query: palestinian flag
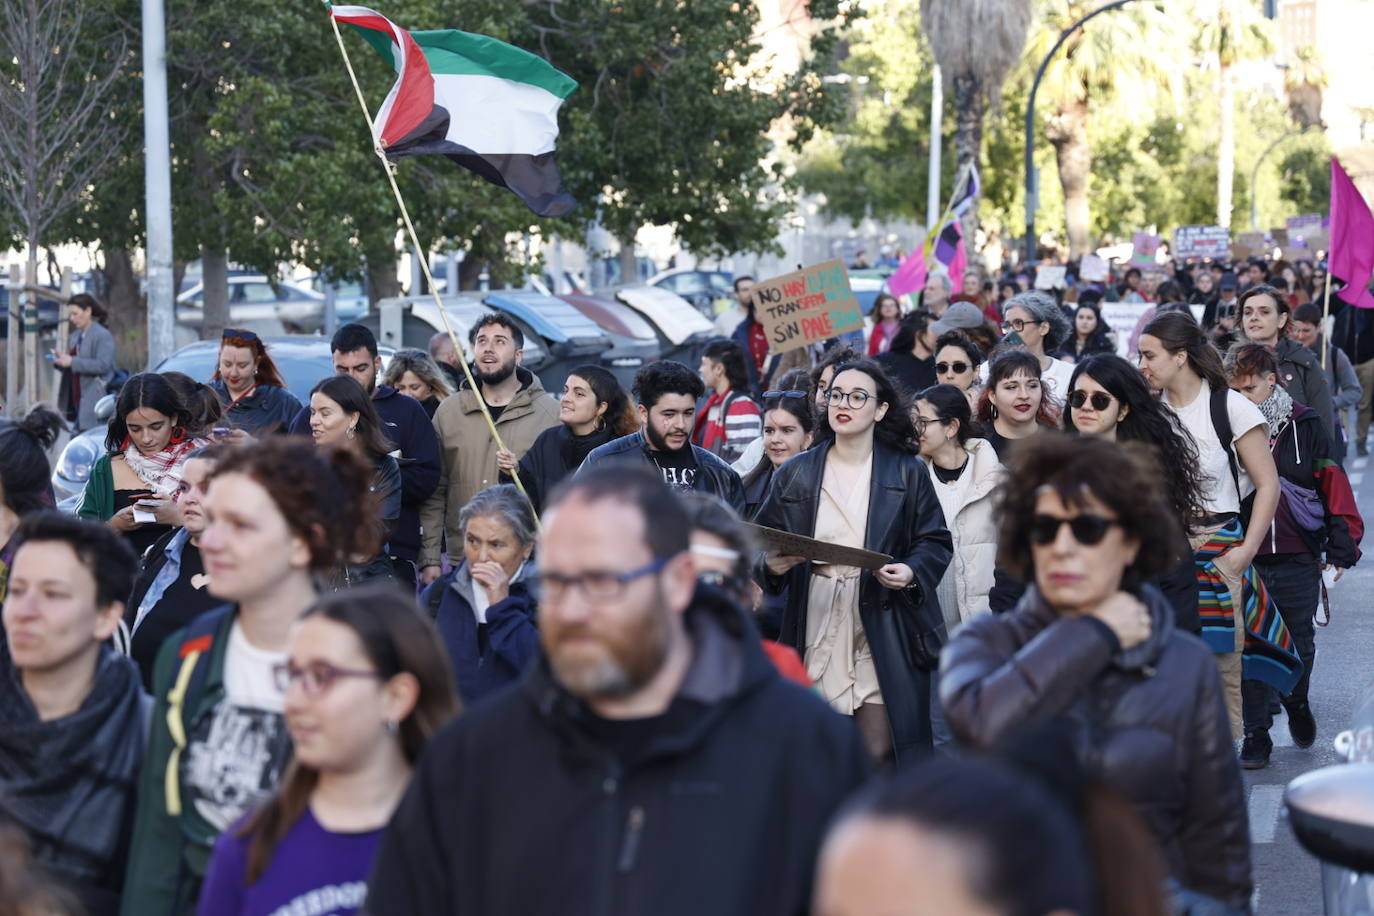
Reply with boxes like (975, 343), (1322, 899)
(329, 5), (578, 218)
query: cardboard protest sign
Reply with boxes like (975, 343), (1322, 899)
(1098, 301), (1153, 358)
(748, 524), (892, 569)
(1232, 232), (1266, 260)
(1173, 225), (1230, 260)
(1079, 254), (1109, 282)
(1035, 265), (1067, 290)
(1130, 232), (1161, 267)
(1270, 228), (1289, 247)
(1286, 213), (1323, 239)
(753, 260), (863, 354)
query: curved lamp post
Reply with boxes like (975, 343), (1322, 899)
(1023, 0), (1146, 266)
(1249, 125), (1316, 231)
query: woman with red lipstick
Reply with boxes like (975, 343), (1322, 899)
(756, 358), (953, 764)
(121, 439), (381, 916)
(974, 350), (1060, 461)
(209, 329), (303, 436)
(941, 434), (1253, 911)
(198, 587), (458, 916)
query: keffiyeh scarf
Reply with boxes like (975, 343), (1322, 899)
(1257, 385), (1293, 441)
(123, 436), (205, 498)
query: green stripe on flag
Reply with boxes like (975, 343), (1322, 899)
(346, 23), (397, 69)
(412, 30), (576, 99)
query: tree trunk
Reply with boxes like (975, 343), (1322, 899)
(951, 73), (984, 274)
(618, 231), (639, 286)
(1217, 60), (1236, 230)
(23, 244), (38, 410)
(366, 255), (402, 303)
(1047, 98), (1092, 260)
(200, 247), (230, 340)
(101, 246), (146, 370)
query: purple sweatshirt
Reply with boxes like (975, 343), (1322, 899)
(197, 807), (382, 916)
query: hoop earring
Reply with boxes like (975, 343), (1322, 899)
(170, 426), (187, 444)
(346, 427), (357, 440)
(990, 404), (998, 419)
(383, 719), (398, 735)
(595, 415), (606, 432)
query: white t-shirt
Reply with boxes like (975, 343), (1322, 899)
(1163, 380), (1265, 515)
(224, 620), (288, 711)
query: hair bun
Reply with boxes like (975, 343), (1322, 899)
(17, 405), (64, 450)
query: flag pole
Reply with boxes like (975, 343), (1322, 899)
(1321, 264), (1333, 369)
(327, 11), (539, 517)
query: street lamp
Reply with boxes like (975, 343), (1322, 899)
(1249, 125), (1316, 231)
(1023, 0), (1147, 267)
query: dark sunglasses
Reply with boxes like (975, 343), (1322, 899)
(1029, 513), (1119, 546)
(936, 361), (971, 375)
(1067, 390), (1113, 411)
(762, 389), (809, 400)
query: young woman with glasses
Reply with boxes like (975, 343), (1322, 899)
(197, 587), (459, 916)
(1062, 353), (1208, 631)
(941, 433), (1253, 912)
(932, 331), (982, 409)
(121, 439), (382, 915)
(755, 358), (953, 764)
(974, 350), (1060, 461)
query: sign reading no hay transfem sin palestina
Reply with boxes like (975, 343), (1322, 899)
(753, 259), (864, 355)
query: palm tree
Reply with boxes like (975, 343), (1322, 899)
(1285, 45), (1326, 128)
(919, 0), (1035, 237)
(1020, 0), (1177, 258)
(1195, 0), (1273, 229)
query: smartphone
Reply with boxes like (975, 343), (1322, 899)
(211, 427), (232, 440)
(44, 353), (57, 361)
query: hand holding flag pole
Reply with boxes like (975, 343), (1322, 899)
(325, 7), (540, 517)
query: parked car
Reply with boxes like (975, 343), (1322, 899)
(557, 293), (661, 387)
(51, 336), (395, 511)
(305, 276), (370, 322)
(176, 275), (326, 333)
(648, 268), (734, 317)
(606, 285), (715, 370)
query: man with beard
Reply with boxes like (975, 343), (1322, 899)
(581, 360), (746, 512)
(420, 313), (559, 585)
(288, 323), (440, 588)
(364, 468), (870, 916)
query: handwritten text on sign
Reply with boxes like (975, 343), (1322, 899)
(754, 259), (863, 354)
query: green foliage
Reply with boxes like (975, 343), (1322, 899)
(1278, 143), (1332, 216)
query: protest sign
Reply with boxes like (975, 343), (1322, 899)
(1173, 225), (1230, 260)
(1130, 232), (1161, 267)
(753, 259), (863, 354)
(1270, 228), (1289, 247)
(1079, 254), (1109, 282)
(1286, 213), (1324, 240)
(1232, 232), (1266, 260)
(1099, 301), (1153, 358)
(1035, 265), (1067, 290)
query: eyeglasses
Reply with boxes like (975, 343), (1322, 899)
(762, 389), (809, 400)
(1001, 318), (1030, 332)
(1068, 390), (1114, 411)
(935, 361), (971, 375)
(823, 388), (873, 408)
(273, 661), (384, 695)
(538, 556), (670, 603)
(1028, 513), (1120, 546)
(914, 415), (945, 435)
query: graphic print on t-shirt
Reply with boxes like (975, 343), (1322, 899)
(650, 446), (698, 493)
(183, 703), (291, 831)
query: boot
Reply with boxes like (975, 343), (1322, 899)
(1283, 699), (1317, 749)
(1240, 730), (1272, 769)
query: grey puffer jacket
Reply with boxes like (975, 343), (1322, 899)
(940, 584), (1252, 909)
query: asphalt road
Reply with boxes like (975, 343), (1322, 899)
(1246, 448), (1374, 915)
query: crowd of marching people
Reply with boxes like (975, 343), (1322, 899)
(0, 249), (1365, 916)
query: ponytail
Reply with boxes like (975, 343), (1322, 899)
(1141, 311), (1226, 389)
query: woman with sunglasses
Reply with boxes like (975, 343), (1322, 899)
(941, 433), (1252, 911)
(756, 359), (953, 764)
(994, 291), (1074, 401)
(740, 372), (816, 519)
(932, 331), (982, 409)
(198, 587), (459, 916)
(974, 350), (1060, 461)
(1063, 353), (1207, 631)
(121, 439), (381, 916)
(1138, 311), (1288, 739)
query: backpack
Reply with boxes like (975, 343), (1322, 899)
(1209, 385), (1240, 497)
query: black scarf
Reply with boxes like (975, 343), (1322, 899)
(0, 643), (147, 897)
(558, 424), (618, 471)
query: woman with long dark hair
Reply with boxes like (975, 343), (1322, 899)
(0, 405), (63, 601)
(52, 294), (117, 432)
(162, 371), (224, 439)
(309, 375), (400, 586)
(1137, 311), (1291, 739)
(77, 373), (208, 555)
(875, 310), (938, 397)
(1063, 353), (1208, 630)
(1057, 300), (1116, 362)
(740, 376), (816, 519)
(756, 358), (952, 764)
(209, 329), (302, 435)
(198, 587), (459, 915)
(974, 350), (1060, 461)
(121, 439), (382, 915)
(496, 364), (637, 514)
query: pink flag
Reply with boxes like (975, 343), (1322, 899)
(1329, 156), (1374, 309)
(887, 246), (928, 298)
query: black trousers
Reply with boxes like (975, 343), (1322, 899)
(1241, 553), (1319, 735)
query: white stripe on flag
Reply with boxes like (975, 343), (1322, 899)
(435, 73), (564, 156)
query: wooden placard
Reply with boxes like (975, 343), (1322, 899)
(748, 523), (892, 569)
(753, 259), (864, 354)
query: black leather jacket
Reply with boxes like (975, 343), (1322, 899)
(753, 441), (953, 759)
(580, 431), (746, 513)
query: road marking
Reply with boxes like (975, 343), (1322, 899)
(1249, 785), (1285, 844)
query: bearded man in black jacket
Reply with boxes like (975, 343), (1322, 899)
(365, 468), (871, 916)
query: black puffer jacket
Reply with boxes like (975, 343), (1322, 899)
(580, 431), (746, 514)
(940, 584), (1251, 909)
(503, 423), (618, 514)
(754, 441), (953, 760)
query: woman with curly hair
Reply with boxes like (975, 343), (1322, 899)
(756, 358), (953, 764)
(975, 350), (1060, 461)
